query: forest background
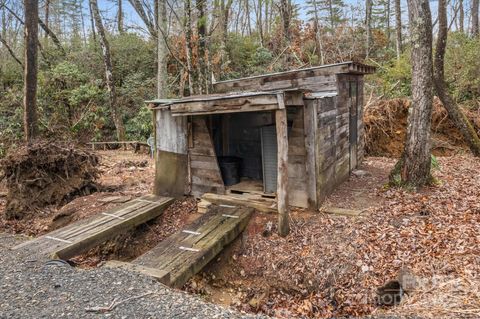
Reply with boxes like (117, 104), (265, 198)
(0, 0), (479, 156)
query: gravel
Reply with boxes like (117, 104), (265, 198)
(0, 233), (418, 319)
(0, 233), (263, 319)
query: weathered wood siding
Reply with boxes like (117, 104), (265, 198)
(212, 62), (374, 94)
(189, 117), (226, 197)
(314, 95), (350, 204)
(336, 74), (365, 166)
(315, 96), (336, 204)
(213, 72), (338, 94)
(356, 78), (365, 162)
(287, 107), (308, 208)
(313, 74), (365, 205)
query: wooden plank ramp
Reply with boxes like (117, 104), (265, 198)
(13, 195), (174, 259)
(201, 192), (277, 214)
(130, 204), (254, 288)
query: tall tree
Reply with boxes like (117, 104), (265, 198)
(458, 0), (464, 33)
(0, 34), (23, 66)
(393, 0), (434, 187)
(88, 0), (96, 41)
(473, 0), (479, 35)
(128, 0), (157, 38)
(279, 0), (292, 42)
(196, 0), (209, 94)
(44, 0), (50, 40)
(157, 0), (167, 97)
(365, 0), (372, 58)
(434, 0), (480, 156)
(307, 0), (325, 64)
(395, 0), (402, 59)
(23, 0), (39, 142)
(89, 0), (126, 141)
(184, 0), (194, 95)
(117, 0), (124, 33)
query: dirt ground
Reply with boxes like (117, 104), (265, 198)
(0, 150), (156, 236)
(1, 150), (479, 318)
(185, 156), (480, 319)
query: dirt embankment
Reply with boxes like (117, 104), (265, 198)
(364, 98), (480, 157)
(0, 142), (99, 220)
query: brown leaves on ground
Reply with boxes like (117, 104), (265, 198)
(206, 155), (480, 319)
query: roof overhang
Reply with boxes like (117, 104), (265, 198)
(147, 90), (304, 116)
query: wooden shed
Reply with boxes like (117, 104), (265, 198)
(148, 62), (375, 216)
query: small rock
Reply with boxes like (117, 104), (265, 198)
(352, 169), (371, 178)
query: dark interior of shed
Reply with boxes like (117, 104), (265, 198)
(208, 111), (277, 194)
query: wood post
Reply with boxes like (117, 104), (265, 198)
(276, 94), (289, 237)
(303, 100), (317, 210)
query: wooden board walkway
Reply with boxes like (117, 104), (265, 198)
(130, 205), (254, 288)
(200, 192), (277, 214)
(13, 195), (173, 259)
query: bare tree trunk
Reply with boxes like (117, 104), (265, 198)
(365, 0), (372, 58)
(90, 0), (125, 141)
(157, 0), (168, 97)
(245, 0), (252, 36)
(38, 18), (65, 54)
(89, 0), (96, 42)
(44, 0), (50, 40)
(128, 0), (157, 37)
(217, 0), (233, 78)
(80, 1), (88, 45)
(0, 34), (23, 66)
(393, 0), (434, 187)
(257, 0), (264, 45)
(434, 0), (480, 156)
(118, 0), (124, 33)
(328, 0), (334, 29)
(264, 0), (269, 40)
(386, 0), (391, 47)
(3, 4), (64, 53)
(473, 0), (479, 35)
(459, 0), (464, 33)
(184, 0), (194, 95)
(279, 0), (291, 42)
(196, 0), (208, 94)
(395, 0), (402, 59)
(312, 0), (325, 64)
(23, 0), (39, 142)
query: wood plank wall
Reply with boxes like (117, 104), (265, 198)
(213, 72), (338, 94)
(189, 117), (226, 197)
(287, 107), (308, 208)
(356, 77), (365, 162)
(314, 74), (365, 205)
(315, 96), (340, 204)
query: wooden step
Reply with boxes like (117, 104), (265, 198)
(13, 195), (174, 259)
(322, 206), (365, 217)
(202, 192), (277, 213)
(132, 204), (254, 288)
